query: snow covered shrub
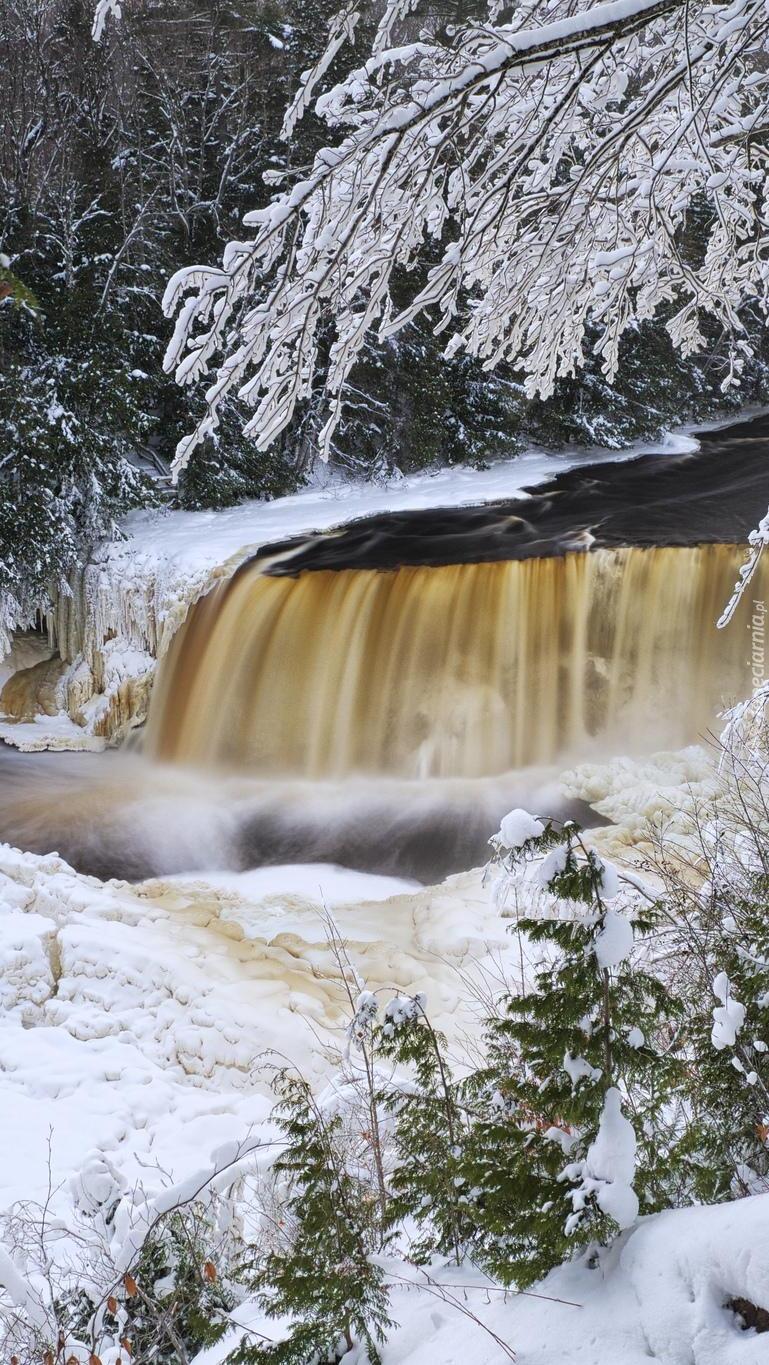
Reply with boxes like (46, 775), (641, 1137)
(233, 1068), (393, 1365)
(102, 1206), (235, 1363)
(460, 817), (685, 1286)
(0, 1184), (234, 1365)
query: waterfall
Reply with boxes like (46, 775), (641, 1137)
(146, 545), (766, 778)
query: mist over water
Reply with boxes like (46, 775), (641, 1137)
(0, 747), (598, 883)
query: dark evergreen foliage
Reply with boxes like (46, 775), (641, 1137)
(233, 1069), (393, 1364)
(375, 994), (474, 1267)
(681, 870), (769, 1202)
(367, 821), (687, 1290)
(113, 1209), (233, 1363)
(462, 882), (684, 1285)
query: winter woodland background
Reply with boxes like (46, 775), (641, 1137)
(4, 0), (769, 630)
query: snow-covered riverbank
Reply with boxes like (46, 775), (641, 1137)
(0, 842), (491, 1210)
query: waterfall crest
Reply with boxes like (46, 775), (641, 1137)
(146, 545), (766, 778)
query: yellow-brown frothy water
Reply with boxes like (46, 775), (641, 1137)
(146, 545), (766, 778)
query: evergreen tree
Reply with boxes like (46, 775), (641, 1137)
(460, 817), (684, 1287)
(683, 869), (769, 1201)
(375, 994), (474, 1267)
(234, 1068), (393, 1365)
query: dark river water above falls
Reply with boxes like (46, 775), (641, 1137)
(253, 410), (769, 575)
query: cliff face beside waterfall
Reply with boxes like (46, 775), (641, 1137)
(0, 505), (264, 749)
(0, 562), (205, 751)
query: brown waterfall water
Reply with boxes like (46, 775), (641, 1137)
(146, 544), (767, 779)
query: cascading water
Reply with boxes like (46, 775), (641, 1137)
(146, 544), (766, 778)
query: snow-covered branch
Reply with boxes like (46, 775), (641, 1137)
(92, 0), (121, 42)
(158, 0), (769, 479)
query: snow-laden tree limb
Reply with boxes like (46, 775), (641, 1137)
(161, 0), (769, 486)
(718, 508), (769, 626)
(92, 0), (121, 42)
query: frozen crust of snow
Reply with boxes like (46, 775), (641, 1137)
(0, 841), (501, 1212)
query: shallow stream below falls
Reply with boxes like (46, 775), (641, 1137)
(3, 410), (769, 884)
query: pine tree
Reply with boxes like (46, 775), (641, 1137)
(461, 817), (684, 1287)
(234, 1068), (393, 1365)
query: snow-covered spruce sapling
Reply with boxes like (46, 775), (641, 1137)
(232, 1068), (393, 1365)
(685, 871), (769, 1200)
(463, 814), (683, 1286)
(375, 994), (473, 1267)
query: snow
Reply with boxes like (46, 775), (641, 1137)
(167, 863), (419, 906)
(597, 857), (621, 900)
(561, 745), (716, 847)
(564, 1051), (602, 1086)
(497, 807), (545, 849)
(711, 972), (746, 1051)
(578, 1088), (639, 1230)
(534, 842), (570, 888)
(594, 909), (634, 969)
(0, 713), (106, 751)
(0, 842), (501, 1211)
(195, 1193), (769, 1365)
(0, 1246), (48, 1332)
(166, 864), (421, 939)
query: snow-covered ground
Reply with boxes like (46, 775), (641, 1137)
(0, 842), (497, 1211)
(197, 1195), (769, 1365)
